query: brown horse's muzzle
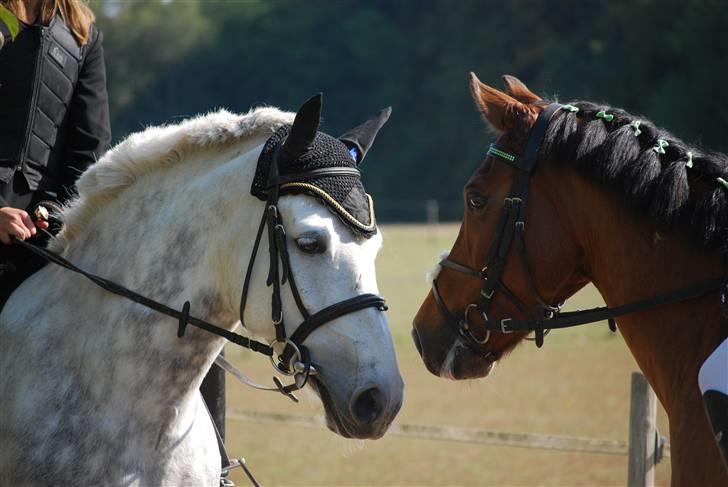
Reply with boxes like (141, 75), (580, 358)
(412, 293), (498, 380)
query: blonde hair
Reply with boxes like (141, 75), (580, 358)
(3, 0), (95, 44)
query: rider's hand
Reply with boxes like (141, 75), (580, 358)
(0, 206), (42, 245)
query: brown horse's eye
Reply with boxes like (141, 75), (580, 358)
(466, 193), (487, 211)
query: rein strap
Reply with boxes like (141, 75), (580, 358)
(13, 236), (274, 356)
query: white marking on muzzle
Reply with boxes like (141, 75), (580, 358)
(438, 342), (462, 381)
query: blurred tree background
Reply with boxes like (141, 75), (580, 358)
(90, 0), (728, 221)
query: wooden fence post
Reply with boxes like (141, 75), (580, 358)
(628, 371), (658, 487)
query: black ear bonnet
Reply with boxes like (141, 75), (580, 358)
(251, 101), (390, 239)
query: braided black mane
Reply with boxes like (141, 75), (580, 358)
(541, 101), (728, 259)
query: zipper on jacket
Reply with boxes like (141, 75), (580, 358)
(19, 23), (47, 171)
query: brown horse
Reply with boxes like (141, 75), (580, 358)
(412, 73), (728, 485)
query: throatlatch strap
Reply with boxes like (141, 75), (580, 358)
(240, 210), (269, 326)
(520, 103), (563, 172)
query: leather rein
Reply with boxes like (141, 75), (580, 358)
(431, 102), (727, 352)
(13, 146), (387, 403)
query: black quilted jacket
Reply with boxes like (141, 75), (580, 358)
(0, 14), (111, 209)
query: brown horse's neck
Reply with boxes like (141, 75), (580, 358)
(547, 164), (727, 484)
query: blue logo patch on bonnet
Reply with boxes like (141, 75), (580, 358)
(252, 126), (376, 238)
(349, 146), (359, 162)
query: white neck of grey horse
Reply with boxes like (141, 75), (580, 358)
(0, 110), (400, 486)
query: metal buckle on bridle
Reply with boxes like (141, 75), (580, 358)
(461, 303), (491, 344)
(544, 304), (562, 320)
(500, 318), (513, 334)
(272, 310), (283, 325)
(504, 196), (523, 212)
(481, 288), (495, 300)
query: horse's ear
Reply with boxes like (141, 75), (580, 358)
(338, 107), (392, 165)
(469, 72), (529, 133)
(282, 93), (322, 160)
(502, 75), (541, 104)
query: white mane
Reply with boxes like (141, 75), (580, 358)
(54, 107), (294, 250)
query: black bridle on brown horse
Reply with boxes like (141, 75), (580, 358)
(431, 103), (727, 351)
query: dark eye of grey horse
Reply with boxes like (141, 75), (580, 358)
(466, 192), (488, 211)
(296, 235), (325, 254)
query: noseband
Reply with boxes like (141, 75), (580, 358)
(238, 145), (388, 399)
(431, 103), (726, 352)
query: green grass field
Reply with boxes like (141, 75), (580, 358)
(225, 224), (671, 486)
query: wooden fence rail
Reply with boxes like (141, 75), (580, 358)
(228, 409), (634, 455)
(228, 371), (669, 485)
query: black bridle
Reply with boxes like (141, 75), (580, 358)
(239, 144), (387, 398)
(431, 103), (727, 351)
(13, 146), (387, 403)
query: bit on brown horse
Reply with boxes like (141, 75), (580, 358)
(412, 73), (728, 485)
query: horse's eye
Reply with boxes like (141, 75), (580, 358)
(466, 193), (487, 211)
(296, 236), (324, 254)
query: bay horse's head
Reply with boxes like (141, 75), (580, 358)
(412, 74), (589, 379)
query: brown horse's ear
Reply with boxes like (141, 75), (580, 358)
(469, 72), (529, 133)
(502, 75), (541, 104)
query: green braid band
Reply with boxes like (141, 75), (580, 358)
(686, 152), (694, 168)
(718, 177), (728, 191)
(596, 110), (614, 122)
(630, 120), (642, 137)
(653, 139), (669, 155)
(562, 104), (579, 113)
(487, 144), (516, 162)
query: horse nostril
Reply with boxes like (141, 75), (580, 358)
(412, 328), (423, 357)
(351, 387), (384, 425)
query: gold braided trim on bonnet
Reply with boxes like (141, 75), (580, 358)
(280, 182), (376, 232)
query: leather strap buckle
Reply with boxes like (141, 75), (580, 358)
(272, 309), (283, 325)
(481, 288), (495, 300)
(500, 318), (513, 334)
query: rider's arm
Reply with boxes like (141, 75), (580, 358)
(57, 26), (111, 204)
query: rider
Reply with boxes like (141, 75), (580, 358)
(700, 337), (728, 468)
(0, 3), (229, 476)
(0, 0), (111, 305)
